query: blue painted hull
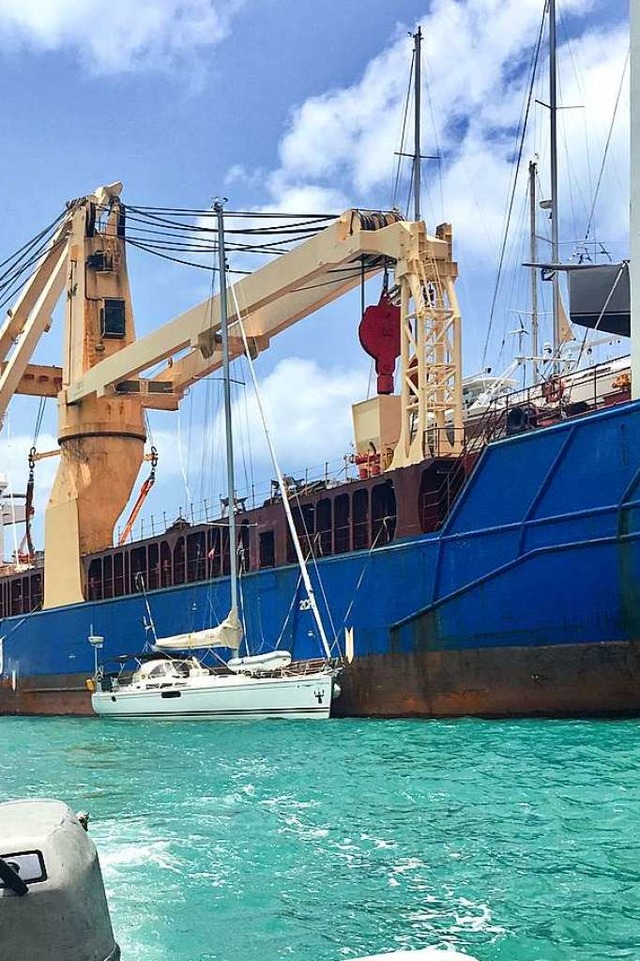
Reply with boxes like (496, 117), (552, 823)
(2, 399), (640, 716)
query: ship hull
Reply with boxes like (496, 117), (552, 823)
(1, 639), (639, 718)
(2, 399), (640, 718)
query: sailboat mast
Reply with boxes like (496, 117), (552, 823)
(549, 0), (561, 364)
(214, 200), (239, 615)
(529, 159), (539, 384)
(413, 26), (422, 222)
(228, 285), (335, 664)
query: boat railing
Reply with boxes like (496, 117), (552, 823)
(116, 454), (360, 545)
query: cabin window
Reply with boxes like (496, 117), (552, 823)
(259, 530), (275, 568)
(174, 537), (186, 585)
(316, 498), (332, 556)
(101, 298), (126, 339)
(103, 555), (113, 598)
(334, 494), (351, 554)
(187, 532), (206, 582)
(114, 552), (125, 597)
(372, 481), (396, 545)
(352, 489), (370, 550)
(148, 544), (159, 590)
(160, 541), (172, 587)
(88, 559), (103, 601)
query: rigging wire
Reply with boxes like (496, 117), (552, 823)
(481, 0), (547, 368)
(423, 50), (445, 221)
(581, 44), (630, 249)
(391, 48), (415, 209)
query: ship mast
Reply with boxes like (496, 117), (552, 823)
(549, 0), (561, 367)
(413, 26), (422, 222)
(214, 199), (239, 620)
(631, 0), (640, 398)
(529, 159), (540, 384)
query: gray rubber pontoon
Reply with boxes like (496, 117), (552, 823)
(0, 799), (119, 961)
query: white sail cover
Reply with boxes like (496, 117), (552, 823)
(155, 610), (243, 651)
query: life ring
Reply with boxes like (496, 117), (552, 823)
(542, 377), (564, 404)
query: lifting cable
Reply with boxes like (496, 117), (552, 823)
(23, 396), (48, 562)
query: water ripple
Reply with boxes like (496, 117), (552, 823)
(1, 716), (639, 961)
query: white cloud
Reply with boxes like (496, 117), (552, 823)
(236, 356), (368, 469)
(118, 357), (369, 537)
(245, 0), (627, 274)
(0, 0), (241, 73)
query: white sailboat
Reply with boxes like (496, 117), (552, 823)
(90, 201), (341, 720)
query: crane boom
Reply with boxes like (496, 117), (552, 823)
(1, 186), (463, 608)
(64, 210), (452, 405)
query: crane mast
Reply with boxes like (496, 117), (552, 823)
(0, 185), (464, 608)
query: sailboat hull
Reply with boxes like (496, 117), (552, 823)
(91, 671), (335, 720)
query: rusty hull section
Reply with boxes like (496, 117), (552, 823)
(336, 641), (640, 717)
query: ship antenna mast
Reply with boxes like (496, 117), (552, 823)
(413, 25), (422, 222)
(549, 0), (561, 366)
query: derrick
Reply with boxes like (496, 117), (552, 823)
(0, 187), (464, 608)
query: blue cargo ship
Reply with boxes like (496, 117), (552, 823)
(0, 381), (638, 716)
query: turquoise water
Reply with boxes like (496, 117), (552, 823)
(1, 717), (639, 961)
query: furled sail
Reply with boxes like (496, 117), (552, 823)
(154, 609), (243, 651)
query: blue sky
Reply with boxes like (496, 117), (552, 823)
(0, 0), (631, 545)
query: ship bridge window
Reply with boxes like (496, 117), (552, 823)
(334, 494), (350, 554)
(259, 529), (275, 568)
(372, 481), (396, 545)
(353, 488), (370, 550)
